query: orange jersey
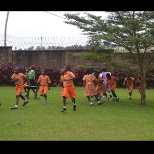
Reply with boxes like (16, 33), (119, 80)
(136, 78), (146, 94)
(95, 77), (106, 94)
(96, 76), (104, 86)
(38, 75), (51, 85)
(83, 74), (96, 85)
(136, 78), (142, 85)
(82, 74), (97, 96)
(124, 77), (134, 92)
(106, 76), (118, 91)
(124, 77), (134, 85)
(63, 71), (75, 87)
(11, 73), (27, 85)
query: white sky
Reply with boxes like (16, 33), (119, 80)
(0, 11), (108, 38)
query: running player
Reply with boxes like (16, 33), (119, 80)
(123, 74), (134, 100)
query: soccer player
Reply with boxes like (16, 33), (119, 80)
(27, 66), (39, 99)
(123, 74), (134, 100)
(82, 68), (103, 106)
(61, 65), (77, 112)
(37, 69), (51, 104)
(136, 76), (146, 95)
(106, 73), (119, 102)
(95, 71), (108, 101)
(99, 68), (112, 98)
(11, 67), (29, 109)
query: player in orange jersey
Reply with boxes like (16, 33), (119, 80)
(37, 69), (51, 104)
(11, 67), (29, 109)
(106, 73), (119, 102)
(82, 69), (103, 106)
(123, 74), (134, 100)
(61, 65), (77, 112)
(95, 71), (108, 101)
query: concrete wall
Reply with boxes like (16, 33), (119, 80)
(0, 46), (106, 68)
(0, 46), (13, 62)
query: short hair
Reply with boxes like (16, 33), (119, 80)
(106, 73), (111, 78)
(126, 74), (130, 78)
(86, 68), (91, 74)
(102, 68), (106, 72)
(65, 65), (70, 71)
(31, 66), (35, 70)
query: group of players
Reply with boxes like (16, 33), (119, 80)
(8, 65), (142, 112)
(10, 66), (51, 109)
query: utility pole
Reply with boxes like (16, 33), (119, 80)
(41, 36), (42, 48)
(4, 11), (9, 46)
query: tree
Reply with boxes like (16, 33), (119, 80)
(64, 11), (154, 105)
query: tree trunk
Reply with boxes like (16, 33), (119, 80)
(140, 66), (146, 105)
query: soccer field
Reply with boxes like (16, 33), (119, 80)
(0, 86), (154, 141)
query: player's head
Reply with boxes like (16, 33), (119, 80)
(95, 71), (100, 77)
(86, 68), (91, 74)
(106, 73), (111, 79)
(14, 67), (20, 74)
(102, 68), (106, 72)
(31, 66), (35, 70)
(41, 69), (46, 75)
(126, 74), (130, 79)
(64, 65), (70, 72)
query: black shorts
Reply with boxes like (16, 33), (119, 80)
(29, 79), (37, 86)
(27, 79), (38, 89)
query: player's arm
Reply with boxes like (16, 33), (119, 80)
(11, 74), (18, 82)
(83, 80), (86, 87)
(123, 78), (126, 86)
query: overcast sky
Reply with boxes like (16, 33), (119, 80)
(0, 11), (108, 38)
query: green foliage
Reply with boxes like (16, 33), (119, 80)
(64, 11), (154, 69)
(147, 65), (154, 73)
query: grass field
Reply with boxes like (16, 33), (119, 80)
(0, 86), (154, 141)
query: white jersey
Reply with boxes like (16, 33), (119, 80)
(99, 72), (111, 80)
(99, 71), (111, 91)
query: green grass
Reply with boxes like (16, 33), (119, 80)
(0, 86), (154, 141)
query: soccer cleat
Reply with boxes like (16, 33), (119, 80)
(11, 106), (18, 109)
(44, 101), (47, 104)
(22, 100), (28, 106)
(73, 105), (76, 111)
(61, 108), (67, 112)
(129, 97), (132, 100)
(116, 97), (119, 102)
(89, 104), (93, 106)
(98, 102), (104, 105)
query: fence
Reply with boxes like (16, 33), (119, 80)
(0, 34), (89, 50)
